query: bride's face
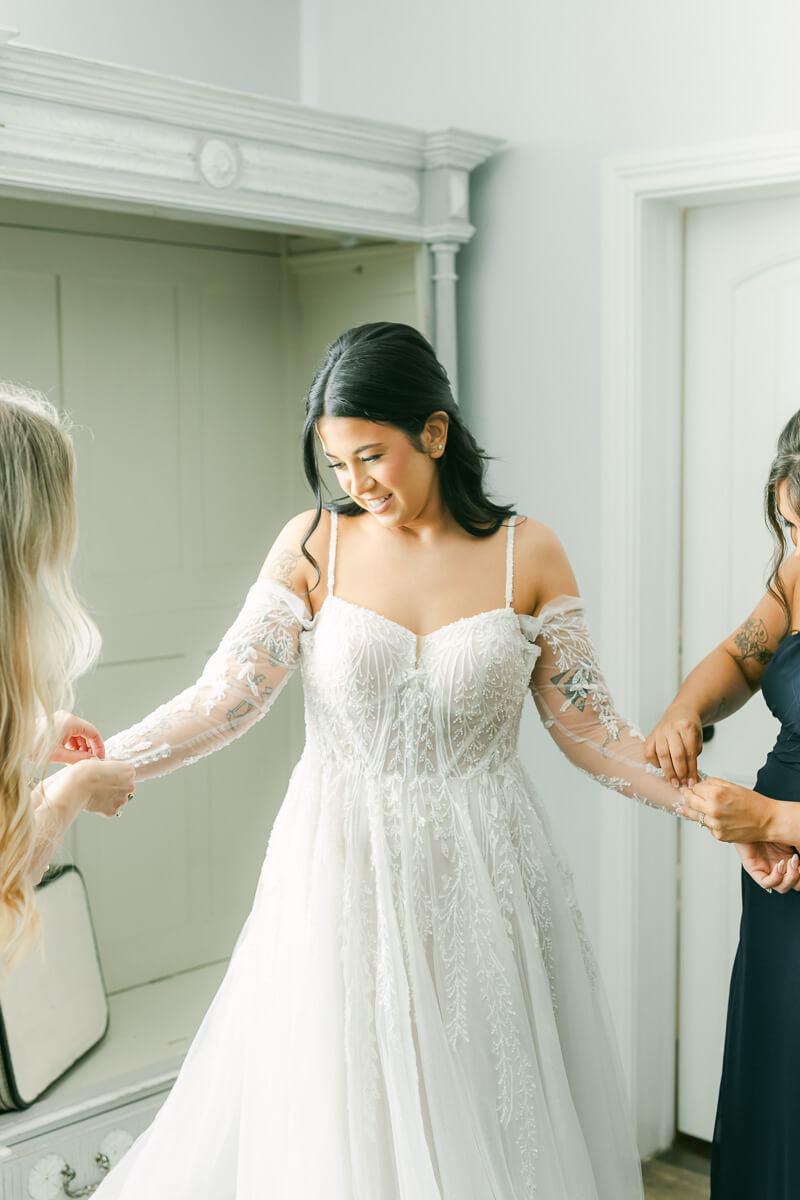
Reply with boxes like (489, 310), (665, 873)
(316, 415), (447, 526)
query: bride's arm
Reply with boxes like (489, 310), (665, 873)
(521, 526), (685, 815)
(105, 513), (319, 782)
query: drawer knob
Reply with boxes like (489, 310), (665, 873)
(60, 1154), (110, 1197)
(28, 1128), (135, 1200)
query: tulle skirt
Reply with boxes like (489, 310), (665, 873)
(94, 752), (643, 1199)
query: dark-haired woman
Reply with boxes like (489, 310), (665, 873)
(646, 410), (800, 1200)
(95, 323), (685, 1200)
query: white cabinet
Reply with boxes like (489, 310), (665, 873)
(4, 1094), (160, 1200)
(0, 37), (499, 1189)
(0, 965), (225, 1197)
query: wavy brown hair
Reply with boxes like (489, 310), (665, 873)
(0, 385), (100, 969)
(765, 409), (800, 632)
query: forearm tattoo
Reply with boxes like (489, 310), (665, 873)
(732, 617), (773, 666)
(225, 674), (274, 732)
(706, 696), (729, 723)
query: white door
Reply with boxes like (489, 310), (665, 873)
(0, 205), (301, 992)
(679, 195), (800, 1138)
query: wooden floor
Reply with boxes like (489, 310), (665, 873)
(643, 1160), (709, 1198)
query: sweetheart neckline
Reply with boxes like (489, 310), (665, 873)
(321, 593), (523, 643)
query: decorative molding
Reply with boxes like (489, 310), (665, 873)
(0, 44), (502, 244)
(423, 127), (504, 171)
(0, 27), (18, 50)
(604, 131), (800, 201)
(197, 137), (240, 190)
(601, 131), (800, 1157)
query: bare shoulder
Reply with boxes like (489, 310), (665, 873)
(512, 517), (580, 614)
(259, 509), (331, 607)
(778, 553), (800, 621)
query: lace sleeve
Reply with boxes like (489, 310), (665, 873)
(522, 596), (683, 815)
(104, 579), (312, 781)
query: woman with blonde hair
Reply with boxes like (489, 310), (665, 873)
(0, 383), (135, 969)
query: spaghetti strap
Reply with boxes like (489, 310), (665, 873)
(328, 510), (339, 597)
(505, 516), (517, 609)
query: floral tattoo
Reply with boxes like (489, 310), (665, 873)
(733, 618), (773, 666)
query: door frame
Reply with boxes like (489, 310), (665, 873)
(601, 133), (800, 1155)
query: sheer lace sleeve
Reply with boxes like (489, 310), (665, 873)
(104, 579), (312, 781)
(521, 596), (683, 815)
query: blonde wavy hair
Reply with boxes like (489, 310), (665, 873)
(0, 384), (100, 968)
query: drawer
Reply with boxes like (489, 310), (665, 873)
(1, 1090), (168, 1200)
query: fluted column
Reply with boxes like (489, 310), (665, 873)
(429, 240), (460, 401)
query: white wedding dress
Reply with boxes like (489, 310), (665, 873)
(96, 513), (680, 1199)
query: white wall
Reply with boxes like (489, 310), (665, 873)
(302, 0), (800, 949)
(0, 0), (301, 98)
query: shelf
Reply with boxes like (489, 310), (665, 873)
(0, 960), (227, 1149)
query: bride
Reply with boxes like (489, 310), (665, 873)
(95, 322), (683, 1199)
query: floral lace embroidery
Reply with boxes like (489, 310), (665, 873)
(529, 603), (683, 818)
(105, 580), (308, 775)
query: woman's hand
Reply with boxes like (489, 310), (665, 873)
(645, 706), (704, 787)
(678, 777), (780, 843)
(44, 759), (135, 818)
(50, 711), (105, 763)
(31, 760), (135, 883)
(735, 842), (800, 893)
(70, 758), (135, 817)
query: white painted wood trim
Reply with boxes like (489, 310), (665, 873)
(430, 241), (460, 398)
(602, 132), (800, 1156)
(0, 42), (502, 246)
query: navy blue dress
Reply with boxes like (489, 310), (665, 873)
(711, 633), (800, 1198)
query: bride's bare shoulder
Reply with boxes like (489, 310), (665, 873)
(513, 517), (579, 613)
(259, 509), (332, 602)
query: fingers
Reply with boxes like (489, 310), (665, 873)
(758, 853), (800, 894)
(666, 735), (690, 787)
(676, 786), (718, 830)
(762, 858), (789, 892)
(652, 734), (679, 784)
(775, 853), (800, 893)
(644, 732), (659, 770)
(81, 723), (105, 759)
(58, 717), (105, 760)
(54, 749), (86, 765)
(652, 730), (699, 788)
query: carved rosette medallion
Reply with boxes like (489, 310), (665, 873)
(197, 138), (240, 189)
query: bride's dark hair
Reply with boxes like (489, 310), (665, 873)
(300, 322), (515, 586)
(765, 408), (800, 629)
